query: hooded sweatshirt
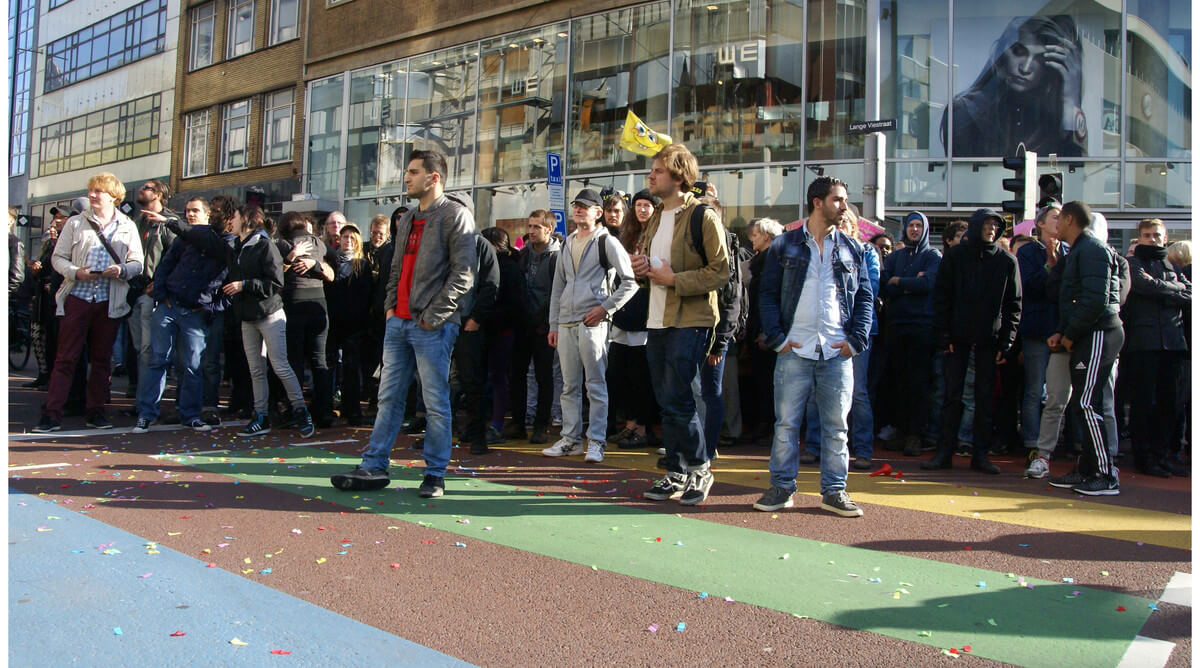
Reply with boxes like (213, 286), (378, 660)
(932, 208), (1022, 352)
(881, 211), (941, 327)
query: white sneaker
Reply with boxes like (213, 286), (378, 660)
(1025, 456), (1050, 479)
(542, 438), (583, 457)
(584, 440), (605, 463)
(656, 447), (667, 455)
(877, 424), (898, 441)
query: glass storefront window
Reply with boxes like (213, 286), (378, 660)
(694, 165), (803, 232)
(951, 160), (1119, 210)
(569, 2), (672, 175)
(805, 0), (867, 160)
(477, 25), (568, 185)
(672, 0), (804, 165)
(408, 45), (479, 189)
(1126, 0), (1191, 159)
(343, 197), (413, 230)
(888, 161), (947, 208)
(880, 0), (949, 159)
(950, 1), (1121, 159)
(347, 61), (409, 198)
(306, 74), (345, 201)
(475, 182), (549, 236)
(1125, 161), (1191, 208)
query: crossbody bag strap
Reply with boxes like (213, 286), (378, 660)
(86, 217), (125, 266)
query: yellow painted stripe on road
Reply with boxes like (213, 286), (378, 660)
(496, 444), (1191, 550)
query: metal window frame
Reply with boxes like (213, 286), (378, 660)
(261, 88), (295, 165)
(220, 99), (253, 172)
(227, 0), (256, 59)
(183, 109), (211, 178)
(189, 3), (216, 70)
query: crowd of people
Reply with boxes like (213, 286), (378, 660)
(12, 143), (1191, 512)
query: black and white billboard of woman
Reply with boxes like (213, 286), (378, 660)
(942, 15), (1086, 158)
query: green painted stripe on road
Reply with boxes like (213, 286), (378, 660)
(182, 448), (1154, 668)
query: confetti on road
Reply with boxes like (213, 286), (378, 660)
(646, 624), (659, 633)
(230, 638), (248, 646)
(113, 628), (122, 635)
(675, 622), (686, 632)
(170, 630), (186, 637)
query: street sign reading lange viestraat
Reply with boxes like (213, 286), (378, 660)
(848, 119), (897, 134)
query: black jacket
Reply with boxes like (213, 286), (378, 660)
(487, 248), (524, 331)
(370, 238), (395, 322)
(459, 234), (499, 326)
(156, 220), (233, 314)
(326, 253), (376, 332)
(1056, 231), (1123, 341)
(226, 229), (285, 322)
(1123, 244), (1190, 352)
(932, 208), (1022, 352)
(517, 237), (561, 333)
(277, 232), (328, 303)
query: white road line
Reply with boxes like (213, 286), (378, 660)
(288, 438), (359, 447)
(8, 420), (249, 441)
(1116, 635), (1176, 668)
(149, 449), (231, 458)
(1158, 571), (1192, 607)
(8, 462), (71, 471)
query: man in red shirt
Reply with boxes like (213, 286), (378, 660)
(330, 150), (476, 498)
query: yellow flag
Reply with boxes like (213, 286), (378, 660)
(619, 110), (672, 157)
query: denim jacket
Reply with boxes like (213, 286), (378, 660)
(758, 223), (873, 355)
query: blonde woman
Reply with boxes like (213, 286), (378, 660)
(325, 223), (375, 425)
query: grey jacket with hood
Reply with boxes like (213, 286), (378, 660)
(548, 225), (637, 328)
(383, 191), (476, 328)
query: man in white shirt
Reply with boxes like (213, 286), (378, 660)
(751, 177), (874, 517)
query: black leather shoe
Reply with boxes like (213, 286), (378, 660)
(970, 455), (1001, 475)
(921, 452), (953, 470)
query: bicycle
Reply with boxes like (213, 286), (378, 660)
(9, 299), (32, 372)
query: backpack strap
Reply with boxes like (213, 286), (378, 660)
(597, 234), (610, 272)
(689, 203), (710, 266)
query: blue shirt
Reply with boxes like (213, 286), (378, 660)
(784, 226), (843, 360)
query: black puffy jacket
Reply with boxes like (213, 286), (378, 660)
(932, 209), (1022, 352)
(1122, 244), (1190, 352)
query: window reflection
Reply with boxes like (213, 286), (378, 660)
(348, 62), (408, 198)
(306, 74), (345, 200)
(1126, 0), (1191, 159)
(806, 0), (867, 160)
(408, 46), (479, 189)
(880, 0), (949, 159)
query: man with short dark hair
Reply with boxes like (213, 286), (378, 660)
(752, 177), (873, 517)
(943, 220), (968, 249)
(1045, 201), (1125, 495)
(507, 210), (561, 444)
(128, 180), (178, 398)
(1123, 218), (1190, 477)
(331, 150), (476, 498)
(923, 208), (1021, 474)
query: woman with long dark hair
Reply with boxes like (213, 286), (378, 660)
(276, 211), (335, 429)
(943, 14), (1084, 157)
(607, 189), (659, 450)
(325, 223), (375, 426)
(220, 202), (314, 437)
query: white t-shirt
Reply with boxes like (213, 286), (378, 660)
(645, 207), (679, 330)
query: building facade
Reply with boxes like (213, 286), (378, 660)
(23, 0), (181, 227)
(170, 0), (305, 211)
(299, 0), (1191, 246)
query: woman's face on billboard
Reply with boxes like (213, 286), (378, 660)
(999, 28), (1046, 93)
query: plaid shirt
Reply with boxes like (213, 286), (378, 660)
(68, 218), (118, 303)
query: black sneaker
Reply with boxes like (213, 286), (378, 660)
(330, 466), (390, 491)
(417, 474), (444, 498)
(643, 473), (687, 501)
(955, 442), (972, 457)
(186, 417), (212, 432)
(486, 425), (506, 444)
(1071, 475), (1119, 496)
(819, 490), (864, 517)
(618, 432), (649, 449)
(529, 426), (548, 444)
(32, 416), (61, 433)
(1048, 468), (1086, 488)
(86, 413), (113, 429)
(752, 486), (795, 511)
(131, 417), (152, 434)
(679, 468), (714, 506)
(200, 410), (222, 427)
(238, 412), (271, 437)
(295, 406), (315, 438)
(403, 416), (427, 434)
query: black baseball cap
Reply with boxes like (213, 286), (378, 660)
(572, 188), (603, 208)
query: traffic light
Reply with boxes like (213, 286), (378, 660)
(1037, 172), (1063, 208)
(1001, 150), (1037, 221)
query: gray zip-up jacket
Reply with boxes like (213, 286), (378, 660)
(383, 193), (476, 328)
(549, 225), (637, 328)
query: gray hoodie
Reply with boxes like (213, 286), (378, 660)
(548, 225), (636, 328)
(384, 192), (476, 328)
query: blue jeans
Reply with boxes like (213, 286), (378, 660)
(771, 351), (853, 495)
(136, 303), (207, 422)
(202, 311), (224, 410)
(924, 350), (944, 444)
(1021, 337), (1051, 449)
(805, 338), (873, 459)
(957, 350), (976, 445)
(694, 352), (726, 461)
(361, 317), (459, 477)
(646, 327), (710, 473)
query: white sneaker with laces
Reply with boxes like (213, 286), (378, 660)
(584, 440), (605, 463)
(1024, 456), (1050, 479)
(541, 438), (583, 457)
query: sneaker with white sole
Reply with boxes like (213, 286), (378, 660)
(643, 473), (687, 501)
(752, 485), (795, 511)
(238, 412), (270, 437)
(1071, 475), (1119, 496)
(187, 417), (212, 432)
(678, 468), (713, 505)
(819, 490), (864, 517)
(131, 417), (152, 434)
(542, 438), (583, 457)
(1024, 456), (1050, 479)
(584, 440), (605, 463)
(1048, 468), (1086, 489)
(656, 447), (667, 455)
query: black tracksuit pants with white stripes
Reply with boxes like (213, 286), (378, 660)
(1068, 325), (1124, 479)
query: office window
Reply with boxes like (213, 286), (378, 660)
(221, 100), (251, 171)
(228, 0), (255, 58)
(43, 0), (167, 92)
(9, 0), (36, 175)
(270, 0), (299, 45)
(263, 89), (294, 164)
(407, 45), (479, 189)
(184, 110), (210, 178)
(306, 74), (345, 200)
(38, 94), (161, 177)
(190, 3), (215, 70)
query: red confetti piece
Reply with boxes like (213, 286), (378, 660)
(377, 501), (384, 505)
(270, 650), (291, 655)
(948, 648), (959, 654)
(170, 631), (186, 637)
(962, 646), (972, 653)
(421, 540), (436, 544)
(1116, 606), (1126, 611)
(964, 546), (972, 551)
(656, 537), (662, 542)
(206, 563), (216, 568)
(892, 471), (904, 479)
(390, 563), (401, 568)
(179, 515), (190, 519)
(869, 463), (893, 477)
(60, 484), (70, 489)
